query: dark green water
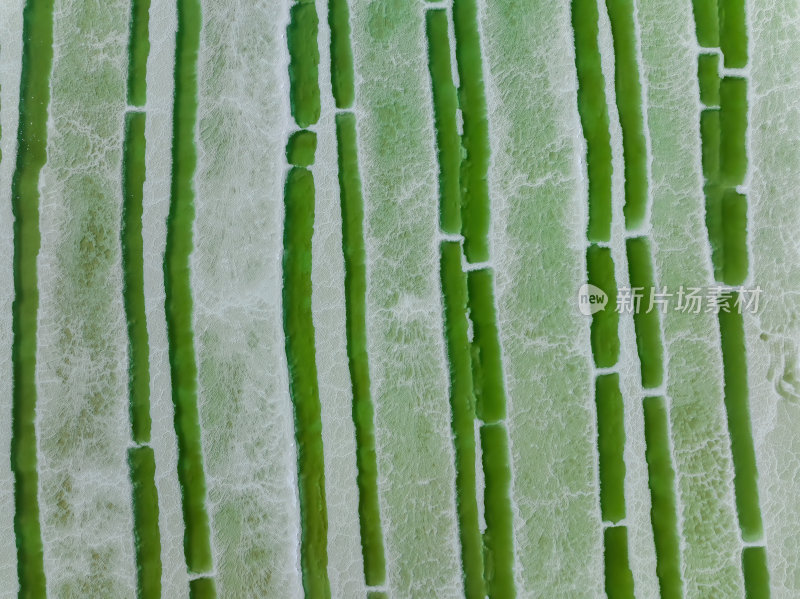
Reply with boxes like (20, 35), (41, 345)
(572, 0), (613, 242)
(742, 546), (770, 599)
(626, 237), (663, 388)
(426, 9), (462, 235)
(283, 166), (330, 598)
(605, 0), (649, 230)
(440, 241), (485, 598)
(698, 53), (720, 106)
(288, 3), (320, 127)
(336, 113), (385, 586)
(165, 0), (214, 578)
(128, 446), (162, 599)
(604, 526), (634, 598)
(719, 77), (747, 186)
(643, 396), (682, 599)
(596, 374), (626, 523)
(692, 0), (720, 47)
(719, 0), (748, 68)
(11, 0), (55, 594)
(126, 0), (150, 107)
(328, 0), (355, 108)
(587, 244), (619, 368)
(286, 129), (317, 167)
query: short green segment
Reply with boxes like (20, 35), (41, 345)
(287, 3), (320, 128)
(719, 190), (748, 285)
(571, 0), (613, 242)
(440, 242), (485, 598)
(718, 295), (762, 541)
(595, 374), (626, 523)
(480, 423), (515, 599)
(122, 112), (152, 443)
(605, 0), (649, 230)
(626, 237), (663, 388)
(701, 109), (720, 180)
(642, 396), (683, 599)
(11, 0), (55, 595)
(126, 0), (151, 106)
(189, 577), (217, 599)
(603, 526), (635, 599)
(426, 9), (462, 235)
(328, 0), (355, 108)
(167, 0), (214, 577)
(742, 547), (770, 599)
(283, 167), (330, 598)
(719, 77), (748, 186)
(128, 447), (162, 599)
(286, 129), (317, 167)
(367, 592), (388, 599)
(705, 183), (724, 281)
(587, 245), (619, 368)
(335, 113), (386, 587)
(452, 0), (492, 262)
(698, 53), (721, 106)
(718, 0), (748, 68)
(467, 269), (506, 422)
(691, 0), (720, 47)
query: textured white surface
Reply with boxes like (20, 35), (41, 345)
(191, 0), (303, 595)
(35, 0), (137, 595)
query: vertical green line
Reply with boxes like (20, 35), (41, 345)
(328, 0), (354, 108)
(480, 422), (515, 599)
(718, 0), (747, 68)
(288, 2), (321, 128)
(452, 0), (491, 263)
(603, 526), (635, 599)
(587, 245), (619, 368)
(336, 112), (385, 587)
(691, 0), (720, 47)
(283, 166), (330, 598)
(426, 9), (462, 235)
(127, 0), (151, 107)
(698, 53), (721, 106)
(166, 0), (214, 582)
(718, 295), (763, 541)
(625, 237), (663, 389)
(596, 374), (626, 523)
(605, 0), (649, 230)
(128, 446), (162, 599)
(742, 546), (770, 598)
(440, 241), (485, 598)
(642, 396), (683, 599)
(122, 112), (152, 445)
(718, 77), (748, 187)
(571, 0), (613, 242)
(11, 0), (55, 595)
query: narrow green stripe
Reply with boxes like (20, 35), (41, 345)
(189, 577), (217, 599)
(719, 190), (748, 285)
(742, 546), (770, 599)
(596, 374), (626, 523)
(718, 77), (748, 186)
(626, 237), (663, 388)
(440, 241), (485, 598)
(718, 0), (748, 68)
(166, 0), (214, 577)
(642, 396), (683, 599)
(122, 112), (152, 444)
(603, 526), (635, 599)
(719, 294), (762, 540)
(126, 0), (151, 107)
(605, 0), (649, 230)
(467, 269), (506, 422)
(691, 0), (720, 47)
(283, 166), (330, 598)
(452, 0), (491, 262)
(571, 0), (613, 242)
(480, 423), (515, 599)
(328, 0), (355, 108)
(698, 53), (721, 106)
(128, 446), (162, 599)
(587, 245), (619, 368)
(11, 0), (55, 595)
(426, 9), (463, 235)
(336, 112), (386, 586)
(287, 3), (320, 128)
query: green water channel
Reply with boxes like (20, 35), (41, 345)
(288, 2), (320, 128)
(126, 0), (150, 107)
(283, 166), (330, 598)
(336, 112), (386, 587)
(604, 526), (634, 599)
(596, 374), (626, 523)
(328, 0), (355, 108)
(587, 245), (619, 368)
(10, 0), (55, 594)
(166, 0), (214, 578)
(626, 237), (663, 388)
